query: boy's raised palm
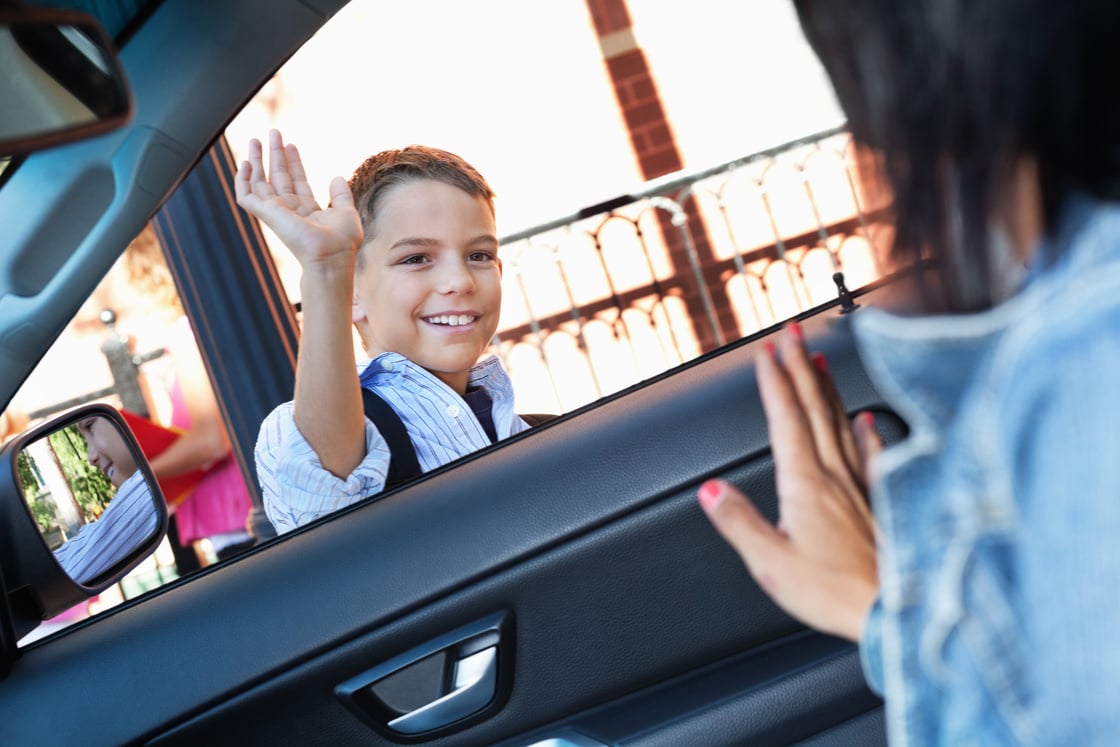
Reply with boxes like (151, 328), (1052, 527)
(235, 129), (362, 269)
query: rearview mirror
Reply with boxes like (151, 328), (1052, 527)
(0, 405), (166, 660)
(0, 6), (133, 157)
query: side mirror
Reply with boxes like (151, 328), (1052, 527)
(0, 6), (133, 157)
(0, 405), (167, 667)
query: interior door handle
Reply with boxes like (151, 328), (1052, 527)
(335, 611), (512, 738)
(388, 645), (498, 734)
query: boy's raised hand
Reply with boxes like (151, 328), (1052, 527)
(235, 129), (362, 269)
(236, 130), (366, 478)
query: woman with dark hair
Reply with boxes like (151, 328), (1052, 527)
(698, 1), (1120, 743)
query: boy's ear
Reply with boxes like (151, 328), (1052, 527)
(351, 294), (368, 324)
(496, 256), (503, 276)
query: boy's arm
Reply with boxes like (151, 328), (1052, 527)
(235, 129), (366, 478)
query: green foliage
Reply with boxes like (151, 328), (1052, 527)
(17, 450), (54, 533)
(16, 449), (38, 497)
(48, 425), (113, 520)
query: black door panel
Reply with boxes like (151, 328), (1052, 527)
(0, 311), (896, 746)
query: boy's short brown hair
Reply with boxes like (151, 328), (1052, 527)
(348, 146), (496, 264)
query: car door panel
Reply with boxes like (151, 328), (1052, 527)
(0, 305), (898, 746)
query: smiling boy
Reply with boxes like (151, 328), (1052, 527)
(54, 415), (160, 583)
(238, 130), (530, 534)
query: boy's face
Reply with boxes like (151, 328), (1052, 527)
(78, 416), (138, 488)
(353, 178), (502, 394)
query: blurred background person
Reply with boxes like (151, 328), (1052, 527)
(117, 226), (255, 571)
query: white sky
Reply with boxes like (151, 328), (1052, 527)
(225, 0), (843, 239)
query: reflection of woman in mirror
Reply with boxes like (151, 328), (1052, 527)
(52, 416), (159, 583)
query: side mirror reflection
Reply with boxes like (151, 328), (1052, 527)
(17, 414), (161, 585)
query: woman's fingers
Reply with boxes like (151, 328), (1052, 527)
(853, 411), (883, 486)
(774, 324), (874, 538)
(755, 340), (843, 541)
(812, 351), (865, 488)
(697, 478), (876, 642)
(755, 339), (821, 480)
(778, 323), (857, 492)
(803, 346), (874, 528)
(698, 479), (790, 596)
(694, 327), (881, 644)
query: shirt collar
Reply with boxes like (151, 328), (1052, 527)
(357, 352), (509, 396)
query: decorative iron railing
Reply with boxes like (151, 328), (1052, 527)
(491, 126), (891, 414)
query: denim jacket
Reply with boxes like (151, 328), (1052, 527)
(852, 198), (1120, 745)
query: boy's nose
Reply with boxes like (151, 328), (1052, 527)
(438, 261), (477, 294)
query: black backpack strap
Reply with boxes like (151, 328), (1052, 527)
(519, 413), (559, 427)
(360, 388), (422, 491)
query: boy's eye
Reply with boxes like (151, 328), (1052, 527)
(400, 255), (429, 265)
(468, 251), (495, 263)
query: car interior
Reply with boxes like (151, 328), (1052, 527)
(0, 1), (910, 744)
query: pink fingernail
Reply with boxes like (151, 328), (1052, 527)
(812, 352), (828, 373)
(788, 320), (804, 341)
(764, 340), (776, 357)
(860, 411), (875, 428)
(698, 480), (725, 510)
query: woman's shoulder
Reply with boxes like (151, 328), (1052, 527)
(983, 253), (1120, 444)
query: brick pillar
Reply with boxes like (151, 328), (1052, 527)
(584, 0), (737, 350)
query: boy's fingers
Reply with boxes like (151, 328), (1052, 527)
(268, 129), (294, 194)
(327, 176), (355, 211)
(244, 138), (268, 189)
(286, 144), (316, 198)
(234, 159), (251, 202)
(698, 479), (790, 590)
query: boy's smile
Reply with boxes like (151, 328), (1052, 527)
(353, 178), (502, 394)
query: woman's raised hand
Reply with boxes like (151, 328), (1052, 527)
(234, 129), (362, 270)
(697, 322), (882, 642)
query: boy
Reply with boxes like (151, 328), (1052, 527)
(54, 414), (160, 582)
(237, 130), (530, 534)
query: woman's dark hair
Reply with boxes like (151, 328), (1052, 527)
(793, 0), (1120, 310)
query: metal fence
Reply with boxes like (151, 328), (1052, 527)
(27, 310), (166, 422)
(489, 126), (891, 414)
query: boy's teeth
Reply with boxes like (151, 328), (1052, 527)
(431, 314), (474, 326)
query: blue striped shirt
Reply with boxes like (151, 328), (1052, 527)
(53, 470), (160, 583)
(255, 353), (529, 535)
